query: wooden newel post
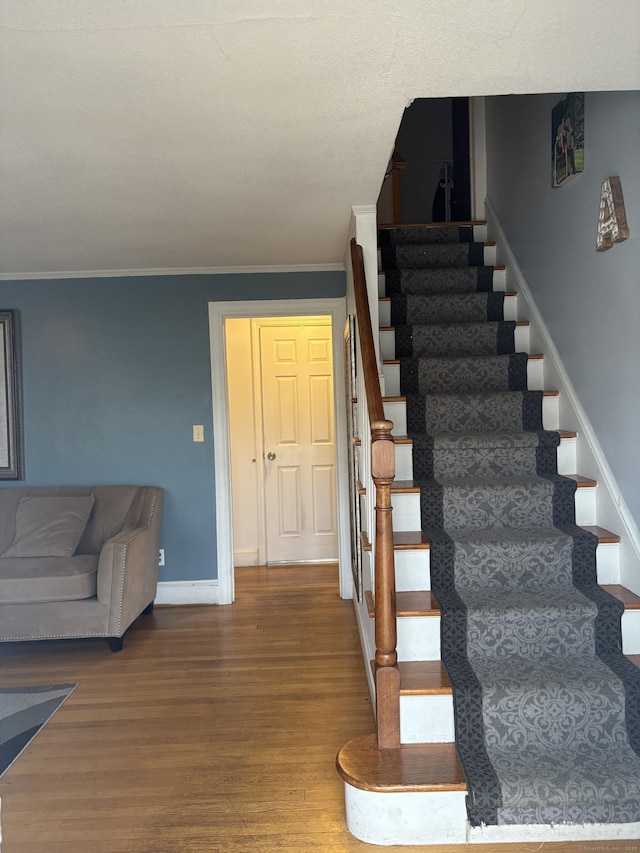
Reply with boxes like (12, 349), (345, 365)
(371, 419), (400, 749)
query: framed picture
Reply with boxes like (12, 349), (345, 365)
(552, 93), (584, 187)
(0, 311), (24, 479)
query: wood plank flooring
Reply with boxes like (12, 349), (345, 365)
(0, 564), (636, 852)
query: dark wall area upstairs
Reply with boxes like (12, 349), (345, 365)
(0, 270), (345, 584)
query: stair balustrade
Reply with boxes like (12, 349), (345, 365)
(350, 238), (400, 749)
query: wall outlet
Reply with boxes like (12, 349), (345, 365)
(158, 548), (165, 567)
(193, 424), (204, 442)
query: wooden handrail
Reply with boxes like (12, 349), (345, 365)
(350, 238), (400, 749)
(350, 240), (385, 423)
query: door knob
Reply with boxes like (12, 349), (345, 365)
(267, 452), (276, 461)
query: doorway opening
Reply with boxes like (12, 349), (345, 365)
(378, 97), (472, 225)
(209, 298), (350, 604)
(226, 315), (338, 567)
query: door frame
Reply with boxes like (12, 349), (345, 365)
(209, 297), (350, 604)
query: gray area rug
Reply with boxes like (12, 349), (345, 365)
(0, 684), (76, 777)
(381, 224), (640, 826)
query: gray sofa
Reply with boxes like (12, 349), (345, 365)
(0, 486), (163, 650)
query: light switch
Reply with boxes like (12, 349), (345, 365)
(193, 424), (204, 442)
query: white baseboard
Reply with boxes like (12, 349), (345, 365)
(233, 549), (259, 567)
(155, 580), (219, 605)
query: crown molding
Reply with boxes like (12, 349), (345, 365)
(0, 262), (345, 281)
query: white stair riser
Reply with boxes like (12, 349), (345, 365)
(344, 785), (468, 846)
(390, 485), (596, 530)
(345, 780), (640, 848)
(392, 540), (620, 592)
(397, 614), (440, 660)
(401, 693), (455, 743)
(384, 394), (560, 434)
(377, 242), (495, 271)
(394, 433), (576, 480)
(378, 292), (518, 327)
(390, 608), (640, 662)
(378, 264), (506, 297)
(382, 356), (544, 398)
(379, 324), (530, 361)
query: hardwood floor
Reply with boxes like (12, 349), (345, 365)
(0, 565), (634, 852)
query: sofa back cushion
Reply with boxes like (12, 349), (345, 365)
(0, 486), (141, 556)
(76, 487), (139, 554)
(1, 496), (95, 557)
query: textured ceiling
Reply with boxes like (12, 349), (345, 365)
(1, 1), (638, 276)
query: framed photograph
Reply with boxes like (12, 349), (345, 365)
(0, 311), (24, 479)
(552, 93), (584, 187)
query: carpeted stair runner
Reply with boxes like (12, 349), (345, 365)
(381, 225), (640, 827)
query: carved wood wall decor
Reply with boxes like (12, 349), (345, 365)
(596, 176), (630, 251)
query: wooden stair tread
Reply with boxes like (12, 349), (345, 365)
(366, 589), (438, 617)
(383, 390), (560, 402)
(400, 654), (640, 693)
(361, 530), (429, 551)
(378, 265), (506, 274)
(603, 585), (640, 608)
(378, 291), (517, 304)
(363, 525), (615, 552)
(378, 221), (486, 229)
(369, 660), (450, 694)
(565, 473), (598, 488)
(366, 585), (639, 619)
(390, 475), (594, 493)
(336, 733), (466, 793)
(384, 655), (640, 697)
(398, 661), (451, 695)
(392, 430), (578, 443)
(582, 525), (621, 543)
(383, 353), (543, 365)
(390, 480), (421, 493)
(380, 321), (529, 332)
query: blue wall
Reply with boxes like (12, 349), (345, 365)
(0, 271), (346, 582)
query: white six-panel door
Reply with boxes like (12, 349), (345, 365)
(257, 319), (338, 563)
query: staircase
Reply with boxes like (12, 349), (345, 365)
(337, 221), (640, 846)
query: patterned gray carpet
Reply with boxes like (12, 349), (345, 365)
(0, 684), (76, 777)
(381, 225), (640, 826)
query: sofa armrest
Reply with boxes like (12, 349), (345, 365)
(96, 488), (163, 636)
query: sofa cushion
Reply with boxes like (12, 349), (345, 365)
(0, 555), (99, 603)
(1, 496), (95, 558)
(76, 487), (139, 554)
